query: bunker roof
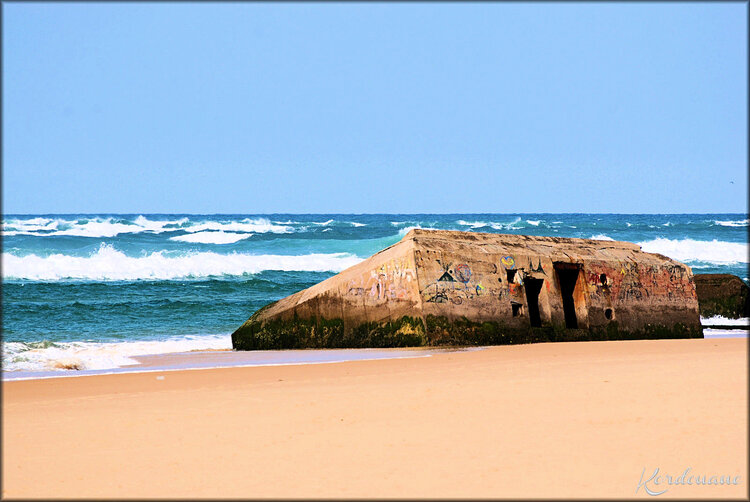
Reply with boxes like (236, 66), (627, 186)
(402, 228), (667, 265)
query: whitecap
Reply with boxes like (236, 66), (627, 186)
(489, 217), (522, 231)
(2, 216), (293, 238)
(169, 231), (253, 244)
(701, 316), (749, 326)
(2, 244), (362, 281)
(638, 238), (748, 264)
(183, 218), (292, 234)
(397, 225), (440, 237)
(714, 219), (749, 227)
(457, 220), (488, 228)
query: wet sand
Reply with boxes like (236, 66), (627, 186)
(2, 338), (747, 498)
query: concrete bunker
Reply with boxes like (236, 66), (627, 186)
(232, 229), (703, 350)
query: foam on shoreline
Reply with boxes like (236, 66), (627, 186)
(2, 347), (460, 381)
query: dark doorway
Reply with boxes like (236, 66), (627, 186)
(524, 278), (544, 327)
(506, 269), (517, 283)
(554, 264), (580, 329)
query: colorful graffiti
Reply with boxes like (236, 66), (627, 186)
(421, 261), (492, 305)
(454, 264), (471, 283)
(501, 256), (515, 269)
(347, 257), (416, 301)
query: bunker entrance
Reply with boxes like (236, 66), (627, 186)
(524, 278), (544, 327)
(554, 263), (581, 329)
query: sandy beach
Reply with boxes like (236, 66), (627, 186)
(3, 337), (747, 499)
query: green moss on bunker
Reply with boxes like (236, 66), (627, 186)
(231, 309), (702, 350)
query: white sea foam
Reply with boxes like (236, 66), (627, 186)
(313, 219), (335, 226)
(182, 218), (292, 234)
(349, 222), (367, 227)
(47, 220), (143, 237)
(526, 220), (541, 226)
(2, 334), (231, 372)
(490, 217), (522, 231)
(169, 231), (253, 244)
(398, 225), (421, 236)
(2, 216), (291, 238)
(457, 220), (488, 228)
(2, 215), (195, 237)
(714, 219), (749, 227)
(397, 225), (441, 237)
(589, 234), (615, 241)
(2, 244), (363, 281)
(2, 217), (62, 234)
(638, 238), (748, 265)
(133, 215), (190, 231)
(700, 316), (749, 326)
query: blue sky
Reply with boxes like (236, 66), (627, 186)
(2, 2), (747, 214)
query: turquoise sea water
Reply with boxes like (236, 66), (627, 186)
(2, 213), (748, 373)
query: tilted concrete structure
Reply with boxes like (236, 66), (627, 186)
(232, 229), (703, 349)
(694, 273), (750, 319)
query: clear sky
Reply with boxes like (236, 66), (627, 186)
(2, 2), (747, 214)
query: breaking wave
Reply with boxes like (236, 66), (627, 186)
(2, 244), (363, 281)
(397, 225), (441, 237)
(1, 216), (291, 237)
(454, 217), (526, 231)
(700, 316), (750, 326)
(169, 231), (253, 244)
(490, 217), (523, 231)
(170, 218), (291, 234)
(714, 219), (749, 227)
(2, 334), (231, 372)
(456, 220), (489, 228)
(638, 238), (748, 265)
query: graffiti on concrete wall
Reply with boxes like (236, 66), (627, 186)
(421, 261), (489, 305)
(615, 261), (644, 301)
(454, 264), (471, 284)
(501, 256), (515, 269)
(599, 259), (688, 303)
(347, 257), (416, 301)
(529, 258), (546, 275)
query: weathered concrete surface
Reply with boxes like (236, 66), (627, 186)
(694, 274), (750, 319)
(232, 229), (703, 350)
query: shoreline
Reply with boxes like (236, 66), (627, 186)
(1, 346), (478, 381)
(3, 337), (747, 498)
(2, 324), (747, 381)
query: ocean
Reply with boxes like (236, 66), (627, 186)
(2, 213), (748, 376)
